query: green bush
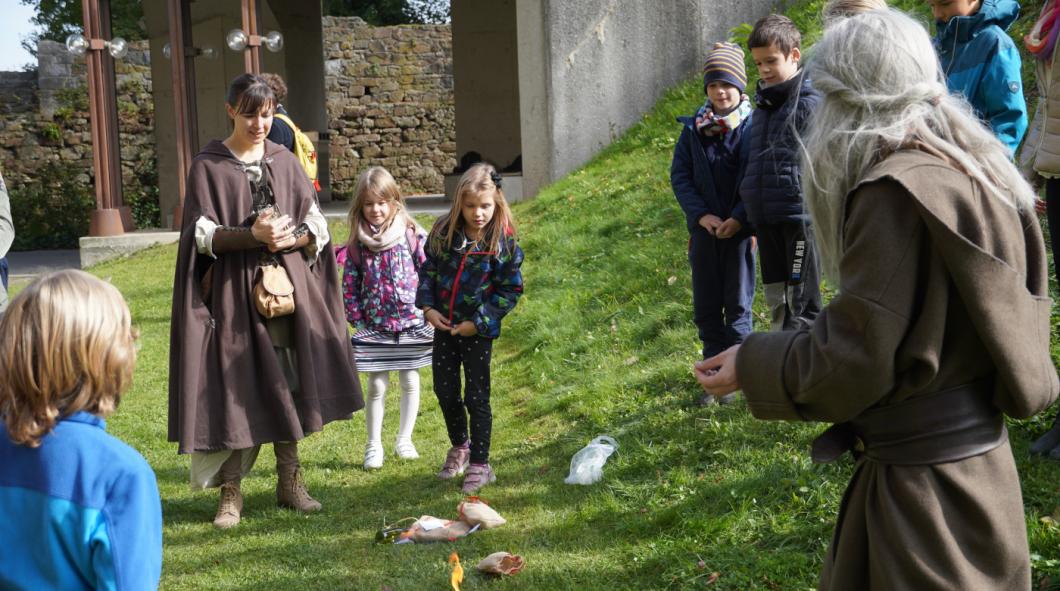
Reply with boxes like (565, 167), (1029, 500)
(124, 157), (161, 228)
(9, 161), (94, 250)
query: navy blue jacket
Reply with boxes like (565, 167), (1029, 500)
(738, 70), (821, 225)
(267, 104), (295, 153)
(670, 111), (752, 235)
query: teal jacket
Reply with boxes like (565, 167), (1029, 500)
(934, 0), (1027, 155)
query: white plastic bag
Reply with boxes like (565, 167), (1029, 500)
(564, 435), (619, 485)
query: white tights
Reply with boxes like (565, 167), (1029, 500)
(365, 369), (421, 446)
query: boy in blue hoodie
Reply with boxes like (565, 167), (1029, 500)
(932, 0), (1027, 154)
(671, 42), (756, 406)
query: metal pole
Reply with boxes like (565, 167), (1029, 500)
(167, 0), (198, 230)
(242, 0), (261, 74)
(82, 0), (124, 236)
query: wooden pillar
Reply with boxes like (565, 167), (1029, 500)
(166, 0), (198, 230)
(82, 0), (125, 236)
(242, 0), (262, 74)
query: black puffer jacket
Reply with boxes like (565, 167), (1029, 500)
(738, 70), (821, 225)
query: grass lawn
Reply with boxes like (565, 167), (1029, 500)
(20, 0), (1060, 589)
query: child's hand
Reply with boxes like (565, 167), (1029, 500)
(698, 214), (724, 235)
(715, 218), (742, 239)
(1036, 198), (1047, 215)
(425, 308), (452, 330)
(451, 321), (478, 337)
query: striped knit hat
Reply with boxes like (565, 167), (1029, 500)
(702, 42), (747, 94)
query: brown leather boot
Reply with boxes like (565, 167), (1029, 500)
(212, 451), (244, 528)
(275, 441), (322, 513)
(213, 482), (243, 528)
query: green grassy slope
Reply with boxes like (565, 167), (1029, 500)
(28, 0), (1060, 589)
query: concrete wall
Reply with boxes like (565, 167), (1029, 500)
(517, 0), (779, 197)
(451, 0), (521, 171)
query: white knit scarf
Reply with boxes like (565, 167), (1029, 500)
(358, 213), (409, 252)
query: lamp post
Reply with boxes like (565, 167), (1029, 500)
(67, 0), (130, 236)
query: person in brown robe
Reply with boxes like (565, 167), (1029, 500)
(697, 10), (1059, 590)
(169, 74), (363, 528)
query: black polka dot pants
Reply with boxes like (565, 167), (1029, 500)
(432, 330), (493, 464)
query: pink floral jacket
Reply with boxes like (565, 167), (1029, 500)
(341, 230), (429, 333)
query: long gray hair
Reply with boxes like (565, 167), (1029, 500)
(800, 8), (1035, 279)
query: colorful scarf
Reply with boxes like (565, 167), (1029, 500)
(1026, 0), (1060, 62)
(694, 96), (752, 136)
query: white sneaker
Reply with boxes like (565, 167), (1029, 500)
(363, 443), (384, 470)
(395, 438), (420, 460)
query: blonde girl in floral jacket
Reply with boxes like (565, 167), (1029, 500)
(341, 167), (431, 470)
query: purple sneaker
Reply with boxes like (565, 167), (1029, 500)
(461, 463), (496, 494)
(437, 445), (470, 480)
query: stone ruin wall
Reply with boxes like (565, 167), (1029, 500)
(0, 18), (456, 204)
(324, 17), (456, 197)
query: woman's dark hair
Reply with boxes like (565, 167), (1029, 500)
(226, 73), (276, 116)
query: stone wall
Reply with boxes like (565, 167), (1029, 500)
(323, 17), (455, 196)
(0, 40), (156, 204)
(0, 19), (458, 204)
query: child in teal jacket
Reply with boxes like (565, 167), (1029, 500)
(932, 0), (1028, 154)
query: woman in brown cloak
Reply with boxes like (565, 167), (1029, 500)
(697, 9), (1058, 590)
(169, 74), (363, 528)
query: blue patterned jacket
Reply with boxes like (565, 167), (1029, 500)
(416, 225), (524, 339)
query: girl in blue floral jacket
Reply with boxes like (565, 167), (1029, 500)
(416, 162), (523, 494)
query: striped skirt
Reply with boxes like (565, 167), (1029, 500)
(351, 323), (434, 372)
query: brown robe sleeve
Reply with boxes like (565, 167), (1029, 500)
(736, 180), (926, 423)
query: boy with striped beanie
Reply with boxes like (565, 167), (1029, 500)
(671, 41), (756, 406)
(695, 42), (752, 136)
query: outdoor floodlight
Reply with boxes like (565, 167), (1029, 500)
(163, 43), (218, 60)
(106, 37), (127, 59)
(263, 30), (284, 52)
(66, 32), (127, 60)
(226, 29), (248, 52)
(226, 29), (284, 53)
(66, 34), (88, 56)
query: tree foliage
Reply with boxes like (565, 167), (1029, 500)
(323, 0), (450, 25)
(20, 0), (145, 55)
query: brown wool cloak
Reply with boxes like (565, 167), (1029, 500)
(736, 149), (1059, 590)
(168, 139), (363, 454)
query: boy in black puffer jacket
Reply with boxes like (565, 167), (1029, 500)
(740, 14), (822, 331)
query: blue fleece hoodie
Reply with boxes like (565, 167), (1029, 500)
(0, 412), (162, 590)
(934, 0), (1027, 154)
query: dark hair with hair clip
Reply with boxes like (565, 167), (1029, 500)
(748, 14), (802, 55)
(226, 73), (276, 116)
(489, 171), (503, 189)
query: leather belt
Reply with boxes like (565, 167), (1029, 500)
(811, 378), (1005, 465)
